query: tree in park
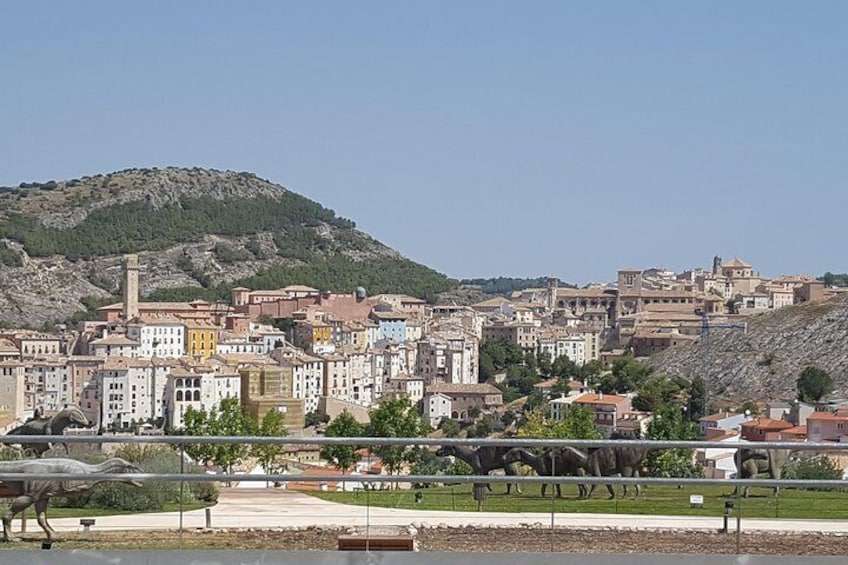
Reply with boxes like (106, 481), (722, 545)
(180, 397), (257, 478)
(797, 366), (834, 403)
(321, 410), (364, 472)
(252, 408), (288, 477)
(367, 396), (425, 477)
(518, 405), (601, 440)
(645, 404), (702, 479)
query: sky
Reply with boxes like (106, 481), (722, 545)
(1, 2), (846, 285)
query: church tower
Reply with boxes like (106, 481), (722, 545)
(122, 254), (140, 320)
(547, 276), (558, 311)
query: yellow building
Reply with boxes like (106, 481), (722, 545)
(183, 319), (219, 359)
(239, 364), (305, 432)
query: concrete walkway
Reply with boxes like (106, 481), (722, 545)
(41, 488), (848, 535)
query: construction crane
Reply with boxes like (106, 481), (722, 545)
(696, 309), (747, 415)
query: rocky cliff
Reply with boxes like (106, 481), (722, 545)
(647, 295), (848, 402)
(0, 167), (456, 327)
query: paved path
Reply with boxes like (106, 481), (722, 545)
(42, 488), (848, 535)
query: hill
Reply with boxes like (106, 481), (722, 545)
(647, 294), (848, 403)
(0, 167), (457, 327)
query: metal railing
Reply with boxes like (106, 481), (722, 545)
(0, 436), (844, 489)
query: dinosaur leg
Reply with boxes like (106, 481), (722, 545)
(3, 496), (33, 543)
(34, 499), (55, 541)
(505, 462), (522, 494)
(631, 469), (641, 498)
(576, 469), (587, 499)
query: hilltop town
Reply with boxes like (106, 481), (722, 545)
(1, 252), (846, 472)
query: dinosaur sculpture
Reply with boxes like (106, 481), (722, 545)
(734, 448), (790, 498)
(0, 457), (143, 542)
(436, 445), (523, 494)
(4, 407), (90, 457)
(504, 447), (588, 498)
(583, 445), (652, 499)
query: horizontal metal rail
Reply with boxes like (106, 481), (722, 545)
(0, 472), (844, 490)
(3, 435), (845, 451)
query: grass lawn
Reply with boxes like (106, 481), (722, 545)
(312, 483), (848, 520)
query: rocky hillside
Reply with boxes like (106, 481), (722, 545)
(648, 295), (848, 402)
(0, 167), (456, 327)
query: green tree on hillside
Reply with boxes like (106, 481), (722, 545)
(797, 366), (834, 403)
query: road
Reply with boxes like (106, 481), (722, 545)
(43, 488), (848, 535)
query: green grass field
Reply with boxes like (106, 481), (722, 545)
(312, 484), (848, 520)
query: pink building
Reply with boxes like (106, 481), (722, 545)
(806, 411), (848, 442)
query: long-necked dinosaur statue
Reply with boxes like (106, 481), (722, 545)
(0, 457), (143, 542)
(733, 447), (791, 497)
(4, 407), (90, 457)
(436, 445), (523, 494)
(503, 447), (588, 498)
(583, 444), (652, 499)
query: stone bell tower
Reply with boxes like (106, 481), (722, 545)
(547, 276), (558, 311)
(122, 254), (140, 320)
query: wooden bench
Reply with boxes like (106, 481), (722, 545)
(337, 536), (414, 551)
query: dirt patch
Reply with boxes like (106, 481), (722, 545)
(4, 527), (848, 555)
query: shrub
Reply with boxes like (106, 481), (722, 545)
(782, 456), (844, 490)
(53, 444), (217, 511)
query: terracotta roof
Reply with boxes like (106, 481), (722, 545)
(572, 392), (630, 407)
(807, 411), (848, 421)
(282, 285), (319, 292)
(699, 412), (742, 423)
(722, 257), (751, 268)
(740, 417), (792, 430)
(369, 310), (410, 320)
(427, 383), (502, 396)
(90, 335), (139, 346)
(470, 297), (511, 308)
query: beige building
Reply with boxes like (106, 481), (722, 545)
(481, 321), (538, 351)
(0, 361), (26, 422)
(239, 364), (304, 432)
(423, 383), (503, 421)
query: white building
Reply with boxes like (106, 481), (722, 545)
(163, 367), (241, 430)
(426, 392), (452, 428)
(89, 334), (140, 358)
(322, 354), (350, 403)
(91, 358), (172, 431)
(216, 337), (266, 356)
(126, 317), (186, 358)
(416, 332), (478, 385)
(384, 374), (425, 405)
(278, 353), (324, 415)
(24, 358), (74, 413)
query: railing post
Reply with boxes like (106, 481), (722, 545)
(735, 487), (742, 554)
(179, 442), (185, 550)
(550, 449), (556, 553)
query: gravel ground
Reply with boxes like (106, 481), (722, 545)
(5, 527), (848, 555)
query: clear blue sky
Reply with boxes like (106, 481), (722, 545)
(1, 2), (846, 284)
